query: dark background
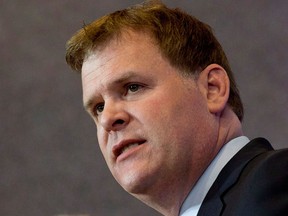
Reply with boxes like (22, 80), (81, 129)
(1, 0), (287, 215)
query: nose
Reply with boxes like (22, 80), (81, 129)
(99, 101), (129, 132)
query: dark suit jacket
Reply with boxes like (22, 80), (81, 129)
(197, 138), (288, 216)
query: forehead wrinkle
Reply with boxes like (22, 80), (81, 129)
(82, 53), (114, 80)
(82, 52), (117, 107)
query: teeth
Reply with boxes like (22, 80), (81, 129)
(121, 143), (139, 154)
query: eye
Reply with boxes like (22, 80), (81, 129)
(127, 83), (142, 93)
(94, 103), (104, 115)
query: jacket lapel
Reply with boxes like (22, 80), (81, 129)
(197, 138), (273, 216)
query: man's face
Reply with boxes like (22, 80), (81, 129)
(81, 31), (218, 196)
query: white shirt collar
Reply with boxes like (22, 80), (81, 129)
(179, 136), (250, 216)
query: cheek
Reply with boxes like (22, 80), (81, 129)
(96, 125), (108, 156)
(133, 96), (182, 139)
(129, 97), (164, 123)
(163, 93), (210, 139)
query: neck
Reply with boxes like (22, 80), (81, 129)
(132, 174), (194, 216)
(217, 107), (244, 148)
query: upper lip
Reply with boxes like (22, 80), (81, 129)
(112, 139), (146, 158)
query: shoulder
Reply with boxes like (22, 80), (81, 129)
(198, 138), (288, 216)
(239, 138), (288, 184)
(236, 145), (288, 196)
(223, 138), (288, 215)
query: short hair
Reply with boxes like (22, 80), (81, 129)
(65, 0), (244, 121)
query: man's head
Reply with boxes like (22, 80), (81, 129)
(65, 1), (244, 215)
(66, 1), (243, 121)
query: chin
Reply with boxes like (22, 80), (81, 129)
(117, 170), (155, 195)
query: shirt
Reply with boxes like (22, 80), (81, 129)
(179, 136), (250, 216)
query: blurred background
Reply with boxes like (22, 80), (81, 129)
(1, 0), (287, 215)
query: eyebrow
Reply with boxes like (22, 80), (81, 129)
(83, 99), (94, 113)
(83, 71), (140, 112)
(111, 71), (139, 84)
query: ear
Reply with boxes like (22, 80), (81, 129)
(197, 64), (230, 115)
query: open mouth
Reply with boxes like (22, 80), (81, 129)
(113, 140), (146, 158)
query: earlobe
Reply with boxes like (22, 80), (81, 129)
(198, 64), (230, 115)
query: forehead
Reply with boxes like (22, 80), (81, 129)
(81, 30), (169, 92)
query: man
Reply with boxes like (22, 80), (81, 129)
(65, 1), (288, 215)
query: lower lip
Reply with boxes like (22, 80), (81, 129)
(116, 142), (146, 162)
